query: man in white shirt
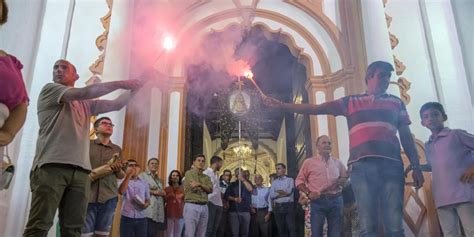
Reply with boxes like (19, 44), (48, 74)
(203, 156), (224, 237)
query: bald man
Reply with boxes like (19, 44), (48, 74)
(24, 60), (144, 237)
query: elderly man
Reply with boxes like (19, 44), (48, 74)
(296, 135), (348, 237)
(24, 59), (143, 237)
(250, 174), (271, 237)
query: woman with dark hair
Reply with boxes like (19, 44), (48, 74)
(165, 170), (184, 237)
(0, 0), (29, 146)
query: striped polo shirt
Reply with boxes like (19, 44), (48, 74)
(324, 93), (411, 164)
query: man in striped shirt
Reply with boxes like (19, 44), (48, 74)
(264, 61), (424, 237)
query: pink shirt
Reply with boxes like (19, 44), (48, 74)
(0, 55), (29, 110)
(295, 155), (347, 195)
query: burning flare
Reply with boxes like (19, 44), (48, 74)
(163, 35), (176, 51)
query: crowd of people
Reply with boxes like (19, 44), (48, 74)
(1, 1), (473, 236)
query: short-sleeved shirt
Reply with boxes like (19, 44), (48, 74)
(322, 93), (411, 164)
(139, 171), (165, 223)
(120, 177), (150, 219)
(89, 139), (123, 203)
(425, 128), (474, 208)
(0, 55), (29, 110)
(33, 82), (100, 170)
(224, 181), (252, 212)
(165, 185), (184, 218)
(183, 169), (212, 204)
(295, 155), (347, 195)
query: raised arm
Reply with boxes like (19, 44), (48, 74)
(118, 170), (134, 195)
(263, 96), (344, 116)
(91, 89), (140, 115)
(60, 80), (142, 103)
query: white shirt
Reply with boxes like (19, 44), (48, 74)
(203, 167), (223, 206)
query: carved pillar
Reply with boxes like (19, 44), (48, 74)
(122, 88), (151, 167)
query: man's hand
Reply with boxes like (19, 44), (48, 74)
(110, 161), (124, 172)
(460, 165), (474, 183)
(298, 192), (310, 206)
(276, 190), (287, 195)
(412, 168), (424, 189)
(121, 79), (144, 90)
(190, 180), (201, 189)
(125, 167), (135, 176)
(262, 96), (284, 108)
(337, 177), (348, 186)
(233, 197), (242, 203)
(308, 191), (320, 200)
(141, 201), (150, 209)
(152, 190), (166, 196)
(251, 207), (256, 214)
(264, 213), (271, 223)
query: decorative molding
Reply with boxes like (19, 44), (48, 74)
(389, 32), (399, 49)
(385, 13), (392, 28)
(284, 0), (341, 42)
(384, 2), (411, 105)
(393, 55), (406, 76)
(89, 0), (113, 76)
(390, 77), (411, 104)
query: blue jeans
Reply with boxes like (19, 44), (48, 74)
(120, 216), (147, 237)
(350, 158), (405, 237)
(310, 195), (343, 237)
(81, 197), (118, 235)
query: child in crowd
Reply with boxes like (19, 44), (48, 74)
(418, 102), (474, 237)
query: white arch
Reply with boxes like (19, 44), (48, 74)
(173, 2), (343, 76)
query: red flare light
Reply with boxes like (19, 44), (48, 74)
(244, 70), (253, 79)
(162, 35), (176, 51)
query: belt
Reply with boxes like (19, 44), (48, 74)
(186, 202), (207, 206)
(256, 207), (268, 211)
(319, 192), (342, 199)
(41, 163), (90, 173)
(274, 202), (293, 207)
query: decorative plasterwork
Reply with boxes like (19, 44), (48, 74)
(390, 32), (399, 49)
(384, 0), (411, 104)
(393, 55), (406, 76)
(386, 13), (393, 28)
(230, 0), (259, 31)
(391, 77), (412, 104)
(88, 0), (113, 80)
(284, 0), (342, 43)
(306, 67), (355, 90)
